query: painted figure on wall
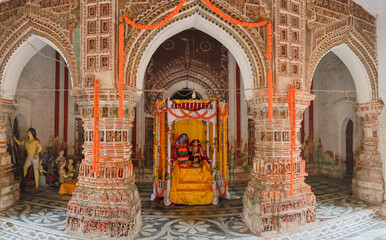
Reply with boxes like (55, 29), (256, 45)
(173, 133), (190, 168)
(189, 139), (207, 168)
(14, 128), (43, 189)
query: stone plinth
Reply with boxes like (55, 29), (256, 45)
(243, 91), (316, 235)
(352, 100), (384, 205)
(0, 99), (19, 210)
(66, 90), (142, 239)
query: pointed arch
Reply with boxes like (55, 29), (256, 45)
(307, 27), (377, 103)
(0, 20), (78, 100)
(123, 1), (267, 100)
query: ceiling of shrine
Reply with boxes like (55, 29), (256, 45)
(144, 29), (228, 112)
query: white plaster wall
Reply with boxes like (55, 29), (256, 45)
(12, 46), (76, 156)
(313, 52), (362, 160)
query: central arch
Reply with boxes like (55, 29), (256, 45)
(124, 2), (267, 100)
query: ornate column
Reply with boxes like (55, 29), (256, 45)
(66, 89), (142, 239)
(243, 90), (316, 235)
(352, 100), (384, 205)
(0, 99), (19, 210)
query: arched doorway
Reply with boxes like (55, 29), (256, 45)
(0, 33), (80, 194)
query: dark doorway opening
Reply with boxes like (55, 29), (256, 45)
(345, 119), (354, 176)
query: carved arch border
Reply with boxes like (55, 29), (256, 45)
(123, 1), (268, 96)
(306, 27), (377, 100)
(146, 70), (219, 112)
(0, 19), (78, 91)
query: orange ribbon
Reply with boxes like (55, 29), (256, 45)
(156, 184), (166, 198)
(216, 180), (228, 198)
(288, 85), (296, 196)
(93, 80), (100, 174)
(203, 0), (268, 27)
(122, 0), (186, 29)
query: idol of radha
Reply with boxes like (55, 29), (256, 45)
(14, 128), (42, 189)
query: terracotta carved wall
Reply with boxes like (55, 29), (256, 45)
(0, 0), (79, 88)
(306, 0), (377, 98)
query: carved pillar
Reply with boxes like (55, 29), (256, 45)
(66, 89), (142, 239)
(352, 100), (384, 205)
(243, 91), (316, 235)
(0, 99), (19, 210)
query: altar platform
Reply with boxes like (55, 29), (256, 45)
(0, 176), (386, 240)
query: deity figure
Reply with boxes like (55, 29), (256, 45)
(58, 160), (74, 184)
(189, 139), (207, 168)
(38, 159), (46, 175)
(55, 150), (66, 166)
(173, 133), (190, 168)
(14, 128), (42, 189)
(67, 159), (76, 177)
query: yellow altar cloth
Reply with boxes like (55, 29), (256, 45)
(170, 161), (214, 205)
(58, 179), (78, 195)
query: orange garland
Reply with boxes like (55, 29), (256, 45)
(122, 0), (186, 29)
(155, 184), (166, 198)
(216, 180), (228, 198)
(93, 79), (100, 174)
(118, 22), (124, 118)
(203, 0), (268, 27)
(168, 107), (217, 120)
(288, 85), (296, 196)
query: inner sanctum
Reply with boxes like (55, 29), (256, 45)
(0, 0), (386, 240)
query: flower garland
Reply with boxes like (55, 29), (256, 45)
(93, 79), (100, 174)
(202, 0), (268, 27)
(122, 0), (186, 29)
(288, 85), (296, 197)
(216, 180), (228, 198)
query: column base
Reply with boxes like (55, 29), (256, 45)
(380, 202), (386, 217)
(0, 180), (19, 210)
(66, 185), (142, 239)
(352, 167), (384, 205)
(242, 181), (316, 235)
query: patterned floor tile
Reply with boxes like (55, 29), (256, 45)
(0, 176), (385, 240)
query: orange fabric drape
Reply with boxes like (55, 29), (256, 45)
(118, 22), (124, 118)
(122, 0), (186, 29)
(288, 85), (296, 196)
(93, 80), (100, 174)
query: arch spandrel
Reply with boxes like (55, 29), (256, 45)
(122, 1), (268, 100)
(306, 28), (377, 103)
(0, 21), (78, 100)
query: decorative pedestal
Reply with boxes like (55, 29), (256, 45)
(0, 99), (19, 210)
(243, 91), (316, 235)
(352, 100), (384, 205)
(66, 90), (142, 239)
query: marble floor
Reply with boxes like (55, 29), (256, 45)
(0, 176), (385, 240)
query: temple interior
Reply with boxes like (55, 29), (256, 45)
(1, 0), (386, 239)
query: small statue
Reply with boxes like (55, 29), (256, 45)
(58, 160), (74, 184)
(189, 139), (207, 168)
(67, 159), (76, 177)
(173, 134), (190, 168)
(38, 159), (46, 175)
(14, 128), (43, 189)
(55, 150), (66, 166)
